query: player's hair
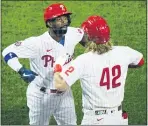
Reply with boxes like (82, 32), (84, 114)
(85, 40), (113, 54)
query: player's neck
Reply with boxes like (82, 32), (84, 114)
(48, 30), (64, 42)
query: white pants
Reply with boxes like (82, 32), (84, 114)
(81, 107), (128, 125)
(26, 83), (76, 125)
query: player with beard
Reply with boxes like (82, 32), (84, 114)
(2, 3), (87, 125)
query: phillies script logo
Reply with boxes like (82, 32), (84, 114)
(41, 55), (55, 67)
(64, 55), (73, 65)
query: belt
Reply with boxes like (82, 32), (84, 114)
(95, 105), (122, 115)
(40, 87), (64, 94)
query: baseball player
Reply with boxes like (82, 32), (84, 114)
(53, 15), (144, 125)
(2, 3), (87, 125)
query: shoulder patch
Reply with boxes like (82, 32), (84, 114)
(15, 41), (22, 46)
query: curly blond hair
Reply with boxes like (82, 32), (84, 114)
(85, 40), (113, 54)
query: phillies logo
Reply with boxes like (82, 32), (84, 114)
(41, 55), (55, 67)
(64, 55), (73, 65)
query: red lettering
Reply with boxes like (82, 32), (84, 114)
(99, 65), (121, 90)
(100, 67), (110, 90)
(64, 56), (73, 65)
(41, 55), (55, 67)
(112, 65), (121, 88)
(65, 66), (74, 76)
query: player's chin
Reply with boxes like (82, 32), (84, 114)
(61, 29), (67, 35)
(60, 25), (69, 33)
(56, 29), (68, 36)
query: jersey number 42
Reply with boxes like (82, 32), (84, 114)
(100, 65), (121, 90)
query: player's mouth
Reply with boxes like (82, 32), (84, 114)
(54, 25), (68, 35)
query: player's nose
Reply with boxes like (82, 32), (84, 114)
(61, 17), (68, 25)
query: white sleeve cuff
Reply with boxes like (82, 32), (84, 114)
(7, 57), (23, 72)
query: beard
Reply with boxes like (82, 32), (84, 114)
(53, 25), (68, 36)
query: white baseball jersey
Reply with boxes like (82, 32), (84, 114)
(60, 46), (143, 109)
(2, 27), (84, 89)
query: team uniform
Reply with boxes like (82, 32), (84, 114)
(60, 46), (143, 125)
(2, 27), (84, 125)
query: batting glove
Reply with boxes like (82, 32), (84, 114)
(18, 67), (38, 83)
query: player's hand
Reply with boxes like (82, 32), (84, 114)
(18, 67), (38, 83)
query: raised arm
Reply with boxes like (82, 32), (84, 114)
(54, 56), (83, 91)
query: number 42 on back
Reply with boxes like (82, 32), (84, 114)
(100, 65), (121, 90)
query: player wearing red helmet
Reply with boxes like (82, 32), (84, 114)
(2, 3), (88, 125)
(44, 3), (72, 37)
(43, 3), (87, 45)
(53, 15), (144, 125)
(81, 15), (110, 44)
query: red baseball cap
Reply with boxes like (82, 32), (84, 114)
(44, 3), (72, 22)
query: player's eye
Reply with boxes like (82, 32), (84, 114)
(62, 16), (67, 20)
(56, 17), (61, 21)
(55, 16), (68, 22)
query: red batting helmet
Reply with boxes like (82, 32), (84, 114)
(44, 3), (72, 22)
(81, 15), (110, 44)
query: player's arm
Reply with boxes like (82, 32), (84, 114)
(126, 47), (144, 68)
(128, 58), (144, 68)
(71, 27), (88, 47)
(2, 37), (39, 83)
(53, 53), (74, 90)
(54, 57), (82, 91)
(54, 53), (72, 68)
(54, 72), (69, 91)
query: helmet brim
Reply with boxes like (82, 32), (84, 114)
(48, 12), (72, 20)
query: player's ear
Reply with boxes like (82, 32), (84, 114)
(46, 20), (52, 28)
